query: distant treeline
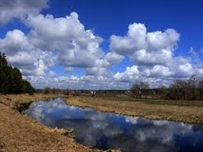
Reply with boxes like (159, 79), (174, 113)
(37, 87), (127, 95)
(131, 75), (203, 101)
(165, 75), (203, 100)
(0, 52), (35, 94)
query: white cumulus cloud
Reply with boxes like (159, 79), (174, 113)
(105, 52), (124, 65)
(26, 12), (110, 68)
(113, 66), (140, 82)
(109, 23), (203, 87)
(110, 23), (180, 66)
(0, 0), (48, 24)
(0, 29), (57, 76)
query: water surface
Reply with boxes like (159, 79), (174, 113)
(23, 98), (203, 152)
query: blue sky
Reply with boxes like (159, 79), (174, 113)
(0, 0), (203, 89)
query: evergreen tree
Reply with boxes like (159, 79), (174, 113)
(0, 52), (35, 94)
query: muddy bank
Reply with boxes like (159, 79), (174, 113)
(67, 96), (203, 125)
(0, 94), (102, 152)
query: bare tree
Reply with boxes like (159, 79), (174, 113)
(166, 75), (203, 100)
(198, 77), (203, 100)
(131, 82), (149, 98)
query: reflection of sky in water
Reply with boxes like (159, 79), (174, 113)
(23, 98), (203, 152)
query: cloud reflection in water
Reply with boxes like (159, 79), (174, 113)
(23, 98), (203, 152)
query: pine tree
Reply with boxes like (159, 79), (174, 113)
(0, 52), (35, 94)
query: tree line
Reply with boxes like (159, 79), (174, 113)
(165, 75), (203, 100)
(0, 52), (35, 94)
(131, 75), (203, 101)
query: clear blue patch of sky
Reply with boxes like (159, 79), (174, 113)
(0, 18), (30, 38)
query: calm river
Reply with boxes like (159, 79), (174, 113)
(23, 98), (203, 152)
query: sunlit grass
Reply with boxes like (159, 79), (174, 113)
(92, 95), (203, 107)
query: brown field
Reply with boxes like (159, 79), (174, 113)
(0, 94), (119, 152)
(67, 95), (203, 125)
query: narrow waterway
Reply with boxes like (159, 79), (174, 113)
(23, 98), (203, 152)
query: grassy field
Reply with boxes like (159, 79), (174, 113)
(96, 95), (203, 107)
(67, 95), (203, 125)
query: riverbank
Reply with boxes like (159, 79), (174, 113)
(0, 94), (105, 152)
(67, 95), (203, 125)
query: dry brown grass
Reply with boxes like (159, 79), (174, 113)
(0, 94), (58, 107)
(0, 94), (109, 152)
(67, 95), (203, 125)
